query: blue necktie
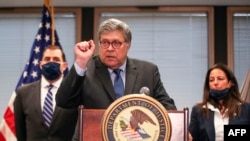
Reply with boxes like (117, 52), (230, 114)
(43, 84), (53, 127)
(113, 69), (124, 99)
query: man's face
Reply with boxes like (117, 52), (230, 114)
(40, 49), (67, 74)
(99, 30), (130, 70)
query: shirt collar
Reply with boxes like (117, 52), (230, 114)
(108, 59), (127, 74)
(205, 102), (219, 111)
(204, 102), (229, 113)
(41, 76), (63, 88)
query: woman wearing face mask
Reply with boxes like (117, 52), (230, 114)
(189, 63), (250, 141)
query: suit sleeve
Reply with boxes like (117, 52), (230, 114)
(189, 106), (200, 141)
(14, 88), (27, 141)
(56, 65), (83, 109)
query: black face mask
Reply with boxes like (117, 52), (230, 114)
(41, 62), (61, 80)
(209, 88), (230, 101)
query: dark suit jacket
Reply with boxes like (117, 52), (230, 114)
(56, 56), (176, 110)
(189, 103), (250, 141)
(14, 80), (78, 141)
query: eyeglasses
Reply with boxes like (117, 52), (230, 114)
(99, 40), (125, 49)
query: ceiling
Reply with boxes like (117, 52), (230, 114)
(0, 0), (250, 7)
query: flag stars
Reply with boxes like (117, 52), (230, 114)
(31, 71), (38, 78)
(36, 34), (42, 41)
(45, 22), (51, 29)
(33, 59), (39, 66)
(34, 46), (40, 54)
(23, 71), (28, 78)
(45, 34), (50, 42)
(39, 23), (43, 29)
(45, 11), (49, 17)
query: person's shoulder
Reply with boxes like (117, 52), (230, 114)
(242, 102), (250, 108)
(15, 81), (40, 99)
(128, 57), (157, 67)
(16, 80), (40, 91)
(91, 55), (103, 67)
(191, 103), (204, 111)
(191, 104), (199, 110)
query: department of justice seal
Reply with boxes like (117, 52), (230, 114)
(101, 94), (172, 141)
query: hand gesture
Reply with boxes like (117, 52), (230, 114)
(74, 40), (95, 69)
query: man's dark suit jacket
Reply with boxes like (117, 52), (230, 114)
(56, 56), (176, 110)
(189, 103), (250, 141)
(14, 80), (78, 141)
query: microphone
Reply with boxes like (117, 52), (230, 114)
(139, 87), (150, 95)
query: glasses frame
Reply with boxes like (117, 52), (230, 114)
(99, 40), (126, 49)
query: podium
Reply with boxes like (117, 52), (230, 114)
(78, 94), (189, 141)
(78, 107), (189, 141)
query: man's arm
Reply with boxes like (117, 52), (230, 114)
(56, 65), (83, 109)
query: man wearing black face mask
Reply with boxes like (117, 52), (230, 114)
(14, 45), (78, 141)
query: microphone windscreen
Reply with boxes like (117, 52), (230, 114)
(139, 87), (150, 95)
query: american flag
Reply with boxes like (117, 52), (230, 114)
(0, 1), (67, 140)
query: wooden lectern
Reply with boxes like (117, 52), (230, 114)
(78, 105), (189, 141)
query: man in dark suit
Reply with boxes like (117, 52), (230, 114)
(56, 18), (177, 141)
(56, 18), (177, 110)
(14, 45), (78, 141)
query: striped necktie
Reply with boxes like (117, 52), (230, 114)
(43, 84), (53, 127)
(113, 69), (124, 99)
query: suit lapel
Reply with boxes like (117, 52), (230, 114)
(93, 57), (139, 99)
(124, 58), (138, 95)
(32, 81), (42, 115)
(204, 111), (215, 141)
(93, 57), (138, 99)
(95, 57), (116, 100)
(50, 106), (60, 127)
(31, 81), (47, 127)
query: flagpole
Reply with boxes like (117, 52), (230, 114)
(44, 0), (55, 45)
(50, 0), (55, 45)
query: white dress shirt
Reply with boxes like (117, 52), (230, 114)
(40, 76), (63, 111)
(207, 103), (229, 141)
